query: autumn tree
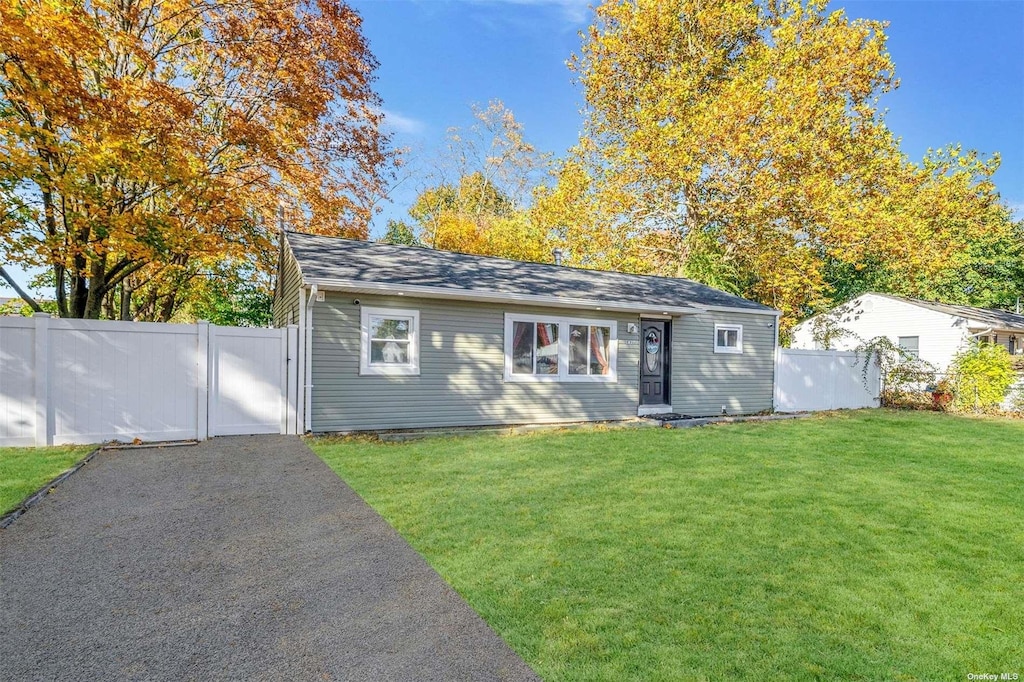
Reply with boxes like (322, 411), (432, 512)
(822, 146), (1020, 308)
(405, 101), (553, 262)
(537, 0), (1015, 330)
(0, 0), (391, 319)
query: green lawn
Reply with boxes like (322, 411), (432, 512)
(311, 410), (1024, 681)
(0, 445), (96, 515)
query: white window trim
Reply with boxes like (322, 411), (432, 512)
(504, 313), (618, 383)
(360, 306), (420, 376)
(714, 323), (743, 354)
(897, 335), (921, 358)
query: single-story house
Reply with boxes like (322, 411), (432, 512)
(791, 292), (1024, 368)
(274, 232), (780, 433)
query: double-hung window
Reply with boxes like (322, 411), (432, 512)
(897, 336), (920, 358)
(360, 307), (420, 376)
(505, 314), (617, 382)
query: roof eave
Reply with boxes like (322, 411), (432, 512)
(966, 320), (1024, 333)
(304, 277), (723, 317)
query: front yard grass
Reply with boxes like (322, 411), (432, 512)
(311, 410), (1024, 681)
(0, 445), (95, 515)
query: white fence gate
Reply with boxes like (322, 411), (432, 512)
(774, 348), (881, 412)
(0, 314), (298, 446)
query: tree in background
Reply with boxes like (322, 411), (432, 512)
(380, 219), (421, 246)
(0, 0), (392, 320)
(176, 262), (273, 328)
(822, 148), (1021, 310)
(403, 101), (553, 262)
(534, 0), (1017, 332)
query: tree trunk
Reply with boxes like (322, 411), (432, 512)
(83, 253), (107, 319)
(120, 283), (132, 320)
(158, 291), (177, 322)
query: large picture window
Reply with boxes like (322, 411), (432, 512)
(360, 307), (420, 376)
(505, 314), (617, 382)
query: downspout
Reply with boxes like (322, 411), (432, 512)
(296, 287), (307, 433)
(304, 284), (318, 433)
(771, 315), (780, 412)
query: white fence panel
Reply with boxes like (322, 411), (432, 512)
(0, 318), (36, 446)
(210, 326), (287, 436)
(49, 320), (200, 445)
(775, 348), (880, 412)
(0, 314), (298, 446)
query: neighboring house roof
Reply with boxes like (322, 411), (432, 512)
(867, 292), (1024, 331)
(283, 232), (777, 316)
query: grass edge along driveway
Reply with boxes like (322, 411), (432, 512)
(311, 410), (1024, 682)
(0, 445), (95, 516)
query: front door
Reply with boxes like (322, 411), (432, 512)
(640, 319), (670, 406)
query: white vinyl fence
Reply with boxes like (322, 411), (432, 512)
(0, 314), (298, 446)
(774, 348), (881, 412)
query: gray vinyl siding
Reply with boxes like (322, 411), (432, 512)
(670, 311), (776, 416)
(310, 293), (640, 432)
(273, 244), (302, 328)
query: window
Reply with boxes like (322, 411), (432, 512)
(898, 336), (920, 358)
(569, 324), (613, 376)
(714, 324), (743, 354)
(505, 314), (617, 382)
(511, 320), (560, 376)
(360, 307), (420, 376)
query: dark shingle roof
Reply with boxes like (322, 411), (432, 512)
(871, 293), (1024, 330)
(284, 232), (774, 313)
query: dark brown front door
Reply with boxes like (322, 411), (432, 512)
(640, 319), (670, 406)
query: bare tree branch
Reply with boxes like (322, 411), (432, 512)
(0, 265), (43, 313)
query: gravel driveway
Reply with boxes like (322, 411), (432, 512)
(0, 436), (538, 681)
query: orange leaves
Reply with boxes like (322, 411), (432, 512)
(1, 0), (392, 318)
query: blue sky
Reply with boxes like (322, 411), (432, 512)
(3, 0), (1022, 297)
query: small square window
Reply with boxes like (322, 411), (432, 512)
(714, 324), (743, 354)
(898, 336), (920, 358)
(361, 307), (420, 376)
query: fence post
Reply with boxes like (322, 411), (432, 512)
(33, 313), (52, 446)
(197, 321), (210, 441)
(828, 350), (837, 410)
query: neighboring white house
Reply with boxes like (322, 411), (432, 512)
(791, 292), (1024, 370)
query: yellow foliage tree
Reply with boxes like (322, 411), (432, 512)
(407, 101), (553, 263)
(535, 0), (1014, 331)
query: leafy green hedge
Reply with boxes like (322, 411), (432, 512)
(950, 342), (1015, 411)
